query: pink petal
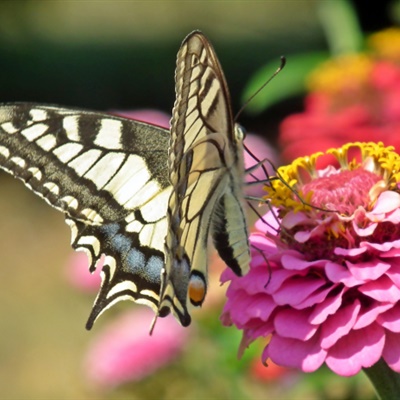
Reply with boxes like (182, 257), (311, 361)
(361, 239), (400, 253)
(326, 323), (385, 376)
(294, 225), (325, 243)
(254, 211), (280, 233)
(250, 232), (276, 252)
(295, 285), (333, 309)
(334, 247), (367, 257)
(320, 300), (361, 349)
(359, 275), (400, 302)
(383, 208), (400, 224)
(262, 269), (303, 295)
(230, 293), (276, 327)
(272, 277), (327, 306)
(309, 288), (344, 324)
(264, 334), (326, 372)
(353, 222), (378, 236)
(380, 248), (400, 258)
(325, 262), (362, 287)
(274, 308), (318, 340)
(385, 260), (400, 287)
(377, 304), (400, 332)
(247, 319), (275, 339)
(369, 191), (400, 215)
(280, 254), (327, 271)
(220, 267), (237, 284)
(245, 294), (277, 322)
(382, 331), (400, 372)
(354, 302), (393, 329)
(281, 211), (310, 229)
(346, 259), (390, 281)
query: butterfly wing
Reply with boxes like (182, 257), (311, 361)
(0, 103), (171, 327)
(158, 31), (250, 326)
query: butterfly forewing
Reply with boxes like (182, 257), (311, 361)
(158, 31), (250, 326)
(0, 103), (171, 327)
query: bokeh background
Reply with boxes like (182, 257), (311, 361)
(0, 1), (396, 399)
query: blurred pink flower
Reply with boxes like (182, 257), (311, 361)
(279, 56), (400, 168)
(65, 252), (101, 292)
(221, 142), (400, 376)
(112, 109), (171, 129)
(84, 308), (190, 389)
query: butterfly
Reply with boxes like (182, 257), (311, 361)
(0, 30), (250, 329)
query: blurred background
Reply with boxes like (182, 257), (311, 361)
(0, 1), (397, 399)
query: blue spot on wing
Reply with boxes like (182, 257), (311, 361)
(99, 223), (164, 285)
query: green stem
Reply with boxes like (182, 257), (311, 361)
(363, 358), (400, 400)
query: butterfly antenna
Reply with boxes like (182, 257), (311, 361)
(234, 56), (286, 122)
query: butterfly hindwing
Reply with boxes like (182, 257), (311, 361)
(0, 103), (171, 327)
(158, 31), (250, 326)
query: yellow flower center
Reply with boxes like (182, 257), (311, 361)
(265, 142), (400, 216)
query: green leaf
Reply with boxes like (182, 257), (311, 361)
(242, 51), (329, 115)
(318, 0), (364, 55)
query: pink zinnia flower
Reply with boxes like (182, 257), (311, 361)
(221, 142), (400, 377)
(84, 308), (189, 389)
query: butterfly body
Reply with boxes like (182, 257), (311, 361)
(0, 31), (250, 329)
(158, 32), (250, 326)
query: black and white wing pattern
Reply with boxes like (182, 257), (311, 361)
(0, 104), (171, 328)
(0, 31), (251, 330)
(157, 31), (250, 326)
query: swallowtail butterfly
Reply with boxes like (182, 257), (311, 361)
(0, 31), (250, 329)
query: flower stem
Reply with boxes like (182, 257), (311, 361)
(363, 359), (400, 400)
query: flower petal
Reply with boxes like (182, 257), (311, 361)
(320, 300), (361, 349)
(334, 247), (367, 257)
(353, 302), (393, 329)
(325, 262), (362, 286)
(296, 285), (333, 309)
(326, 323), (385, 376)
(264, 334), (326, 372)
(385, 259), (400, 287)
(377, 303), (400, 332)
(346, 259), (390, 281)
(353, 221), (378, 236)
(382, 331), (400, 372)
(309, 288), (344, 324)
(274, 308), (318, 340)
(368, 191), (400, 215)
(359, 275), (400, 302)
(280, 254), (327, 271)
(272, 277), (327, 306)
